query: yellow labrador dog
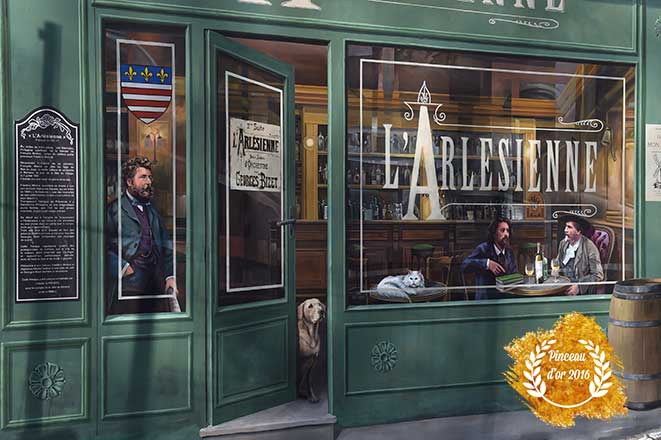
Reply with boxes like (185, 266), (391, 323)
(297, 298), (326, 403)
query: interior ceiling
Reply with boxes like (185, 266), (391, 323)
(232, 38), (328, 86)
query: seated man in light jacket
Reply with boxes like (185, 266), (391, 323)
(557, 214), (604, 295)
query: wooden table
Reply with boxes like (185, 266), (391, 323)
(497, 276), (571, 297)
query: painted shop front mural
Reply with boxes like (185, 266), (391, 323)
(0, 0), (655, 439)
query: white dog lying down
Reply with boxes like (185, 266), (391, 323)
(297, 298), (325, 403)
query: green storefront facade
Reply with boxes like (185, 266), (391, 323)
(0, 1), (657, 439)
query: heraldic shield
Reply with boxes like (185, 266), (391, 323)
(120, 63), (173, 124)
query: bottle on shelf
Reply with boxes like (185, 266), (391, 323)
(318, 132), (325, 151)
(372, 197), (380, 220)
(535, 243), (544, 284)
(318, 165), (324, 184)
(363, 201), (373, 221)
(394, 202), (403, 220)
(323, 163), (328, 184)
(383, 202), (390, 220)
(403, 167), (411, 185)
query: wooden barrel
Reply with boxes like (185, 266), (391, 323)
(609, 279), (661, 409)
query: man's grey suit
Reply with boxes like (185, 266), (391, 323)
(557, 237), (604, 294)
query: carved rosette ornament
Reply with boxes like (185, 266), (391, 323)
(29, 362), (66, 400)
(656, 17), (661, 39)
(371, 341), (398, 373)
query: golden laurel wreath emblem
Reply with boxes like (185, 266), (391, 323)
(505, 312), (627, 427)
(522, 339), (613, 408)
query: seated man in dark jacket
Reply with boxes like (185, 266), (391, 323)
(460, 216), (518, 300)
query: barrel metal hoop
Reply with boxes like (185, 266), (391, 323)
(612, 291), (661, 300)
(608, 318), (661, 327)
(613, 279), (661, 294)
(615, 371), (661, 381)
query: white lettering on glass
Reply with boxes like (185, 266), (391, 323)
(498, 138), (510, 191)
(479, 137), (493, 190)
(461, 0), (565, 11)
(374, 82), (604, 220)
(383, 124), (399, 188)
(461, 136), (475, 190)
(585, 141), (598, 192)
(403, 97), (443, 220)
(565, 140), (579, 192)
(281, 0), (322, 9)
(546, 139), (560, 192)
(238, 0), (322, 9)
(441, 136), (456, 190)
(514, 138), (523, 191)
(528, 139), (541, 192)
(545, 0), (565, 12)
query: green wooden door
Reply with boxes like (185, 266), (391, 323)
(206, 32), (297, 424)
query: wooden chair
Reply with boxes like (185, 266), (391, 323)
(428, 253), (469, 301)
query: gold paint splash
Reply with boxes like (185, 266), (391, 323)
(504, 312), (627, 427)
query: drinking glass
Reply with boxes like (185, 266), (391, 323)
(551, 258), (560, 282)
(524, 263), (534, 284)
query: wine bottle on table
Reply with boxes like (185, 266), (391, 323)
(542, 244), (548, 281)
(535, 243), (544, 284)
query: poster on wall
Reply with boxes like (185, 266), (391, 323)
(645, 124), (661, 202)
(229, 117), (281, 193)
(15, 107), (79, 302)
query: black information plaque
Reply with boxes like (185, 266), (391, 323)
(15, 107), (79, 302)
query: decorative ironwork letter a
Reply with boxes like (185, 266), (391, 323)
(403, 102), (443, 221)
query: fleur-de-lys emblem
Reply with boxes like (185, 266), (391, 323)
(141, 66), (153, 82)
(124, 66), (137, 81)
(156, 68), (169, 83)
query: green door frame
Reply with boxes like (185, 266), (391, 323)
(205, 30), (297, 425)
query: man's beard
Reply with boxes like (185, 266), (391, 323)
(497, 237), (510, 249)
(130, 186), (153, 203)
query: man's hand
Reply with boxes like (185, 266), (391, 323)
(165, 277), (179, 297)
(566, 284), (579, 296)
(488, 259), (505, 276)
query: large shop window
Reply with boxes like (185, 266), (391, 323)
(346, 44), (635, 306)
(103, 23), (187, 315)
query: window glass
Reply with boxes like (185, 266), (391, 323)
(216, 50), (286, 307)
(103, 23), (187, 315)
(346, 44), (635, 305)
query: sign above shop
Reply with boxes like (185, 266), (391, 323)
(223, 0), (635, 52)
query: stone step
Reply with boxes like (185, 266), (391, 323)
(200, 395), (335, 440)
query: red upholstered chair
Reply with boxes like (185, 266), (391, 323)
(588, 224), (615, 294)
